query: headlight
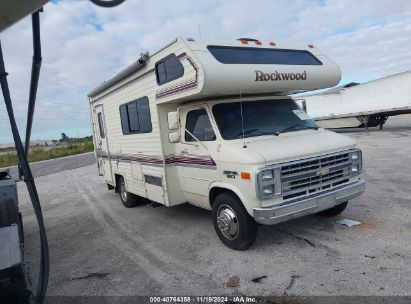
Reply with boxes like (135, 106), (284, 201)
(262, 185), (274, 195)
(257, 168), (282, 199)
(261, 171), (274, 181)
(350, 149), (362, 176)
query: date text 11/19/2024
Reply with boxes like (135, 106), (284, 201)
(149, 296), (258, 303)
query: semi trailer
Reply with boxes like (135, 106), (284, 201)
(295, 71), (411, 129)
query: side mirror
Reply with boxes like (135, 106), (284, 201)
(169, 131), (180, 143)
(168, 111), (179, 130)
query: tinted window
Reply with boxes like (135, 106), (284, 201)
(97, 112), (105, 138)
(185, 109), (216, 142)
(208, 46), (322, 65)
(119, 104), (129, 133)
(119, 97), (152, 135)
(155, 54), (184, 85)
(127, 102), (140, 132)
(212, 99), (318, 140)
(156, 61), (167, 84)
(136, 98), (152, 133)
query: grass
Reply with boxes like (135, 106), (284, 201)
(0, 141), (94, 168)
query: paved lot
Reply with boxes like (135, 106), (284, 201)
(3, 152), (95, 179)
(18, 115), (411, 300)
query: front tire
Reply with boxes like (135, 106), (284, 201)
(117, 176), (139, 208)
(318, 201), (348, 217)
(212, 192), (257, 250)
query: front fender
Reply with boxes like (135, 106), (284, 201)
(208, 181), (260, 216)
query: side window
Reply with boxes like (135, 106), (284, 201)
(136, 98), (152, 133)
(119, 104), (129, 132)
(127, 102), (140, 132)
(156, 61), (167, 84)
(97, 112), (105, 138)
(119, 97), (152, 135)
(155, 54), (184, 85)
(185, 109), (216, 142)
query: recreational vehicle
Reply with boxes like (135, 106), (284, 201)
(88, 37), (365, 250)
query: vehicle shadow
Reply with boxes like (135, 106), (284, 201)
(255, 215), (338, 250)
(151, 201), (339, 250)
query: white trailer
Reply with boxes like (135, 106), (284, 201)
(295, 71), (411, 129)
(88, 37), (365, 250)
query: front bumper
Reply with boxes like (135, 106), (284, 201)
(253, 179), (365, 225)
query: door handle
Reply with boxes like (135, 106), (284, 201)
(180, 150), (188, 154)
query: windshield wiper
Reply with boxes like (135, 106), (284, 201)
(232, 128), (258, 138)
(274, 124), (318, 136)
(232, 128), (272, 139)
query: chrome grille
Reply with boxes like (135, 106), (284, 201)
(281, 152), (352, 199)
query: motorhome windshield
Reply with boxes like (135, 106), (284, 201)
(208, 46), (322, 65)
(212, 99), (318, 140)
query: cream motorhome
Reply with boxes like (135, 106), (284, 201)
(88, 37), (365, 250)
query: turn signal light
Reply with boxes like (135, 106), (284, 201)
(241, 172), (251, 180)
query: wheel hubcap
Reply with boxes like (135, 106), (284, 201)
(216, 205), (239, 240)
(120, 181), (127, 201)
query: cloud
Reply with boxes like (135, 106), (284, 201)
(0, 0), (410, 143)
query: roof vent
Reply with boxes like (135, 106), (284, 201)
(237, 38), (259, 42)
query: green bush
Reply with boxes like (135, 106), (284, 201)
(0, 153), (19, 168)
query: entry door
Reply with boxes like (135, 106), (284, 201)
(94, 105), (113, 183)
(177, 105), (220, 204)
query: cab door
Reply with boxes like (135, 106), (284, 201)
(94, 105), (113, 183)
(176, 105), (220, 206)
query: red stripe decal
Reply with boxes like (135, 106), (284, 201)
(96, 152), (216, 167)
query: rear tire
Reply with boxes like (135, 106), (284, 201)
(117, 176), (139, 208)
(212, 192), (257, 250)
(318, 201), (348, 217)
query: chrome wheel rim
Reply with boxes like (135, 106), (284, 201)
(120, 180), (127, 202)
(216, 204), (239, 240)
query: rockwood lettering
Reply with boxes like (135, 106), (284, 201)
(255, 70), (307, 81)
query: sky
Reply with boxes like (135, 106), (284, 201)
(0, 0), (410, 144)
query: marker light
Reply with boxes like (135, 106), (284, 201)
(241, 172), (251, 180)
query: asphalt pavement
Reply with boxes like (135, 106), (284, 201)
(16, 115), (411, 302)
(2, 152), (95, 179)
